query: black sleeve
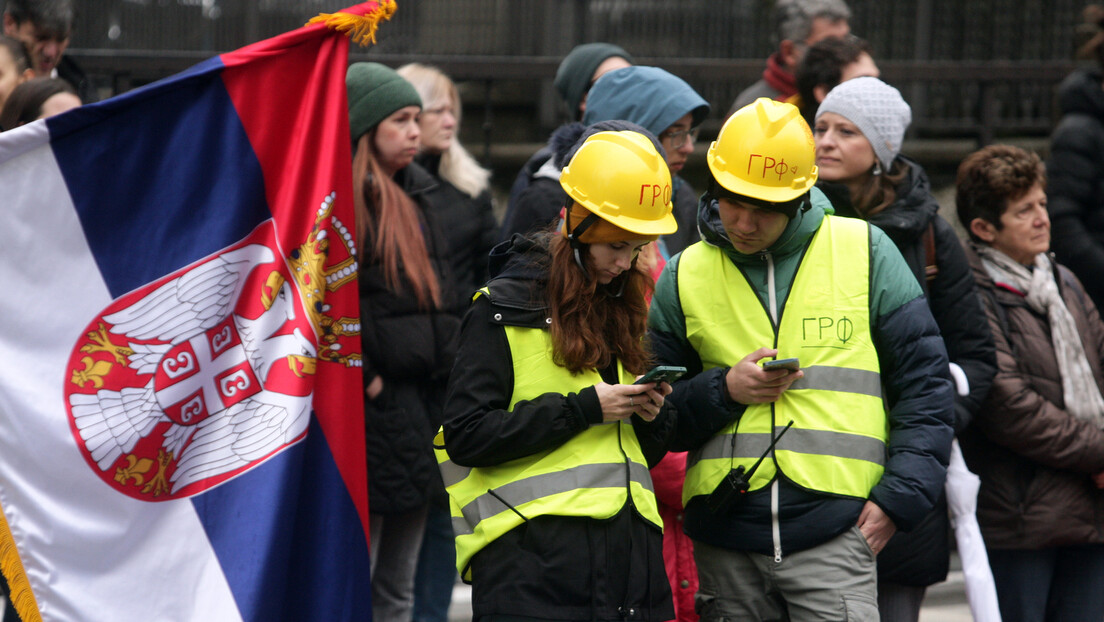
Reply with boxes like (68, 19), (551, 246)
(868, 296), (955, 531)
(474, 190), (498, 286)
(647, 325), (744, 453)
(1047, 116), (1104, 307)
(929, 219), (997, 432)
(631, 404), (678, 467)
(647, 259), (745, 452)
(497, 178), (567, 242)
(441, 296), (602, 467)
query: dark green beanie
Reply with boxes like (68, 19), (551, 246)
(347, 62), (422, 142)
(553, 43), (633, 116)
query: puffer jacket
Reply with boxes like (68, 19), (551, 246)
(961, 243), (1104, 550)
(648, 188), (954, 556)
(496, 123), (583, 243)
(414, 152), (497, 309)
(1048, 68), (1104, 310)
(360, 161), (460, 515)
(819, 158), (997, 585)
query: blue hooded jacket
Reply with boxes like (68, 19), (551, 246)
(583, 66), (710, 136)
(583, 66), (711, 255)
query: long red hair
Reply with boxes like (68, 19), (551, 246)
(544, 233), (654, 375)
(353, 131), (441, 309)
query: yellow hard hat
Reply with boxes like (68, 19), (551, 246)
(707, 98), (818, 203)
(559, 131), (678, 237)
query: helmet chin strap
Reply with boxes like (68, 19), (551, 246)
(565, 209), (628, 297)
(566, 209), (601, 276)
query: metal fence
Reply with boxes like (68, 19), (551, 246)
(68, 0), (1085, 146)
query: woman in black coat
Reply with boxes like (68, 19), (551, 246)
(813, 76), (997, 622)
(348, 62), (461, 621)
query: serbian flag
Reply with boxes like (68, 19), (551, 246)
(0, 3), (391, 620)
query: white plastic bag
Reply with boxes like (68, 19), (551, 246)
(946, 439), (1002, 622)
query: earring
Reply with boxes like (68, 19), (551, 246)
(872, 161), (883, 176)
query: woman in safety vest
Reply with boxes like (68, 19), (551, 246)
(437, 124), (678, 621)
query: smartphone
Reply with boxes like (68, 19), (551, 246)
(762, 357), (800, 372)
(634, 365), (687, 385)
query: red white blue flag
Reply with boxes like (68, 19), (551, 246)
(0, 4), (389, 620)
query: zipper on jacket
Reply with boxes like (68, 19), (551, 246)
(771, 479), (782, 562)
(765, 252), (784, 563)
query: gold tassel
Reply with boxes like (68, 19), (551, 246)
(307, 0), (398, 47)
(0, 505), (42, 622)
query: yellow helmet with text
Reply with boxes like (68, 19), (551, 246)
(707, 98), (818, 204)
(559, 130), (678, 237)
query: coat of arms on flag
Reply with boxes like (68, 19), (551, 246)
(65, 193), (358, 501)
(0, 3), (393, 620)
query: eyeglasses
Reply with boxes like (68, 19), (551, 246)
(421, 105), (454, 118)
(660, 126), (700, 147)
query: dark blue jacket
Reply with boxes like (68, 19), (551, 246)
(647, 189), (954, 555)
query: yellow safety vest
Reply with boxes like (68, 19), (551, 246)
(678, 215), (888, 506)
(435, 294), (663, 580)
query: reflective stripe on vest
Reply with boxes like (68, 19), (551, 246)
(448, 460), (656, 537)
(678, 216), (887, 504)
(435, 313), (662, 579)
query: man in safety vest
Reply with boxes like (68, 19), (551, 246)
(647, 98), (954, 621)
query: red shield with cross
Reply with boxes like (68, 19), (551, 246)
(153, 317), (261, 427)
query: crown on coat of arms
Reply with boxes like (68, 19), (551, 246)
(287, 192), (361, 368)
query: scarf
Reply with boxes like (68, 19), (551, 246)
(976, 245), (1104, 426)
(763, 53), (797, 100)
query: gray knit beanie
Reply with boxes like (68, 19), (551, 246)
(815, 76), (911, 170)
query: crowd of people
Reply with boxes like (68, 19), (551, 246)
(6, 0), (1104, 621)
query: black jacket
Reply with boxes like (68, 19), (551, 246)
(819, 157), (997, 586)
(57, 55), (98, 104)
(649, 191), (954, 557)
(1048, 68), (1104, 310)
(414, 153), (497, 307)
(360, 161), (460, 514)
(497, 124), (581, 243)
(441, 234), (675, 621)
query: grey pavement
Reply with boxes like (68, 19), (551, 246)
(448, 570), (976, 621)
(0, 570), (972, 621)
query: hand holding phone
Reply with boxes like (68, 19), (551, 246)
(762, 357), (800, 372)
(634, 365), (687, 385)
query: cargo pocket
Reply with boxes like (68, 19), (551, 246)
(842, 592), (879, 621)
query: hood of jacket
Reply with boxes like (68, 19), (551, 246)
(582, 66), (710, 137)
(696, 186), (831, 265)
(817, 156), (937, 244)
(1057, 68), (1104, 120)
(483, 233), (552, 326)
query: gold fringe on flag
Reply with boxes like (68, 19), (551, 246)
(307, 0), (398, 47)
(0, 503), (41, 622)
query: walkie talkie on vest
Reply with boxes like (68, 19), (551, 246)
(707, 420), (795, 515)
